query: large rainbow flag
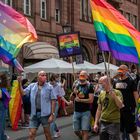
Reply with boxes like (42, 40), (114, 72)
(90, 0), (140, 63)
(9, 80), (22, 130)
(0, 2), (37, 71)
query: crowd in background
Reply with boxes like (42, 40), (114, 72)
(0, 64), (140, 140)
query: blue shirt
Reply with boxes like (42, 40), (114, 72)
(24, 82), (56, 117)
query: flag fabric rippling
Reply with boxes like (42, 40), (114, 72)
(90, 0), (140, 64)
(0, 2), (37, 71)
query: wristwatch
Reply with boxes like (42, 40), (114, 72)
(51, 113), (55, 116)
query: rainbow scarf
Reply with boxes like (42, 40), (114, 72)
(90, 0), (140, 63)
(0, 2), (37, 71)
(9, 80), (22, 130)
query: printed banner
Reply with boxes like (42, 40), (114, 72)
(57, 32), (82, 58)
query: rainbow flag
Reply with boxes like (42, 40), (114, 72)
(90, 0), (140, 63)
(9, 80), (22, 130)
(0, 2), (37, 71)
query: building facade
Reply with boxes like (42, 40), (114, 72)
(0, 0), (140, 67)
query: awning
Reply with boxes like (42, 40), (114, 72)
(23, 42), (59, 59)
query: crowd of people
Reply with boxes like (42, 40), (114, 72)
(0, 64), (140, 140)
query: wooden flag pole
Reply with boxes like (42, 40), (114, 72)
(102, 51), (112, 88)
(70, 56), (75, 81)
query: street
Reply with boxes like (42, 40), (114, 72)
(6, 115), (98, 140)
(6, 115), (140, 140)
(35, 123), (98, 140)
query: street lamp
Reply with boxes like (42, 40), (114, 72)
(62, 23), (72, 33)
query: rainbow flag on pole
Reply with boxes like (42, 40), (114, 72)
(9, 80), (22, 130)
(0, 2), (37, 71)
(90, 0), (140, 63)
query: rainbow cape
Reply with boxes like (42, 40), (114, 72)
(0, 2), (37, 71)
(9, 80), (22, 130)
(90, 0), (140, 63)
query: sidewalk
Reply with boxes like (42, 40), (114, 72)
(6, 115), (72, 140)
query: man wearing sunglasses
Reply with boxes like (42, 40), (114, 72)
(72, 70), (94, 140)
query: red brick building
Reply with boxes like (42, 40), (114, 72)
(0, 0), (139, 67)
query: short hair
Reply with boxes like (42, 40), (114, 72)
(50, 74), (57, 82)
(38, 71), (46, 76)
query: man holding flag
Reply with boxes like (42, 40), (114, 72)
(18, 71), (56, 140)
(90, 0), (140, 140)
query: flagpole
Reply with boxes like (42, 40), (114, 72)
(107, 52), (111, 73)
(70, 56), (75, 81)
(102, 51), (112, 88)
(102, 51), (108, 75)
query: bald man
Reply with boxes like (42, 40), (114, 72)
(114, 64), (139, 140)
(18, 71), (56, 140)
(94, 76), (123, 140)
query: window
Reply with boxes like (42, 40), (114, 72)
(40, 0), (47, 19)
(132, 15), (137, 28)
(24, 0), (31, 16)
(125, 12), (130, 22)
(83, 0), (88, 21)
(55, 0), (61, 23)
(80, 0), (92, 22)
(4, 0), (12, 6)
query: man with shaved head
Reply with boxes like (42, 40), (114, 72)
(93, 76), (123, 140)
(114, 64), (139, 140)
(18, 71), (56, 140)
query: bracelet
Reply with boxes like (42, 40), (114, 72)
(51, 113), (55, 116)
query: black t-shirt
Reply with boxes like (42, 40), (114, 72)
(114, 77), (137, 110)
(74, 83), (94, 112)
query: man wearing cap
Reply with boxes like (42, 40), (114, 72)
(71, 70), (94, 140)
(114, 64), (139, 140)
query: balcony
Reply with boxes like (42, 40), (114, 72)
(107, 0), (123, 8)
